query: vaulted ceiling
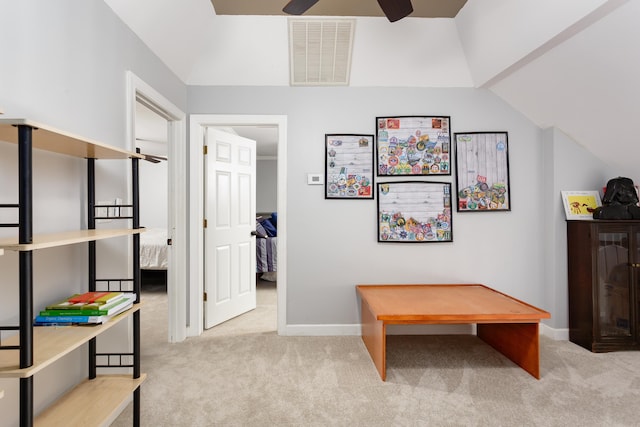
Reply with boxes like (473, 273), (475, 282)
(105, 0), (640, 178)
(209, 0), (467, 18)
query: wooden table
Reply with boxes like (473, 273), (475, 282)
(356, 284), (551, 380)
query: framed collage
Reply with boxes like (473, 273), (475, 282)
(323, 120), (510, 242)
(377, 181), (453, 243)
(376, 116), (451, 176)
(325, 134), (374, 199)
(454, 131), (511, 212)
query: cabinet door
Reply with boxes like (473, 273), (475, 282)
(634, 230), (640, 340)
(596, 228), (632, 338)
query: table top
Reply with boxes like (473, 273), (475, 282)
(356, 284), (550, 323)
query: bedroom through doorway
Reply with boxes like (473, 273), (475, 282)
(189, 114), (287, 337)
(208, 125), (279, 332)
(135, 100), (170, 336)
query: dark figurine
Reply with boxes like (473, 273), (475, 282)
(593, 177), (640, 219)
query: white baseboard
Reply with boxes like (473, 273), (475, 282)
(282, 324), (361, 336)
(282, 323), (569, 340)
(541, 323), (569, 340)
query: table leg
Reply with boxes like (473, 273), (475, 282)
(477, 322), (540, 379)
(360, 299), (386, 380)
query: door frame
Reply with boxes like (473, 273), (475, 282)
(189, 114), (287, 337)
(126, 71), (187, 343)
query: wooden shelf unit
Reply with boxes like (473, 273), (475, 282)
(0, 119), (145, 160)
(0, 118), (145, 426)
(0, 305), (142, 378)
(34, 374), (146, 427)
(0, 228), (145, 252)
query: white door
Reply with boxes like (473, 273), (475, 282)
(204, 128), (257, 328)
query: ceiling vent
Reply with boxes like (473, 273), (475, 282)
(288, 19), (355, 86)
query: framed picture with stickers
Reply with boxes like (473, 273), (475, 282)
(377, 181), (453, 243)
(454, 131), (511, 212)
(376, 116), (451, 176)
(325, 134), (374, 199)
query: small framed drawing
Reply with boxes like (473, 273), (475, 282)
(377, 181), (453, 242)
(325, 134), (374, 199)
(376, 116), (451, 176)
(561, 191), (602, 220)
(454, 131), (511, 212)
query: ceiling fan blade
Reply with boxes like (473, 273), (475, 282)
(282, 0), (319, 15)
(138, 152), (167, 163)
(377, 0), (413, 22)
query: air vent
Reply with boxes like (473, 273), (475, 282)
(288, 19), (355, 86)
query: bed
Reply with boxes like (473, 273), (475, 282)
(256, 213), (277, 282)
(140, 228), (169, 288)
(140, 228), (169, 270)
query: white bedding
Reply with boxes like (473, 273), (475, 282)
(140, 228), (168, 270)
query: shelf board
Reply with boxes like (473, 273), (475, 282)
(0, 118), (144, 160)
(0, 304), (142, 378)
(34, 374), (146, 427)
(0, 228), (145, 251)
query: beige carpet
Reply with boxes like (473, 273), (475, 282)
(112, 281), (640, 426)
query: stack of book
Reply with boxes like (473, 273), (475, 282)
(34, 291), (136, 326)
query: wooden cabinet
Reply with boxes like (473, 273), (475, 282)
(567, 220), (640, 352)
(0, 119), (145, 426)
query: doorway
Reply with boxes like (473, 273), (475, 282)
(126, 71), (187, 343)
(189, 115), (287, 337)
(135, 100), (169, 294)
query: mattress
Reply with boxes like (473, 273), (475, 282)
(140, 228), (168, 270)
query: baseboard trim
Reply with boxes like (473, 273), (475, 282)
(282, 324), (361, 336)
(541, 323), (569, 340)
(282, 323), (569, 340)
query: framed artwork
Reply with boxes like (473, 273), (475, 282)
(561, 191), (602, 220)
(376, 116), (451, 176)
(325, 134), (374, 199)
(454, 131), (511, 212)
(377, 181), (453, 243)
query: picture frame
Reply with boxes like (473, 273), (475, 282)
(454, 131), (511, 212)
(376, 116), (451, 176)
(325, 134), (374, 199)
(377, 181), (453, 243)
(561, 191), (602, 220)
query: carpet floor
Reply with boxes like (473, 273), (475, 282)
(112, 281), (640, 426)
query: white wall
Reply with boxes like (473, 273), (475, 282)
(542, 127), (611, 333)
(257, 159), (277, 214)
(140, 160), (168, 229)
(456, 0), (610, 86)
(0, 1), (185, 425)
(188, 86), (546, 327)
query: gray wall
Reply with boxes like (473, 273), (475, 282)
(257, 159), (277, 213)
(0, 1), (185, 424)
(542, 127), (610, 331)
(189, 86), (548, 326)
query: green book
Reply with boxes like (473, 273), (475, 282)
(46, 292), (124, 310)
(41, 293), (136, 316)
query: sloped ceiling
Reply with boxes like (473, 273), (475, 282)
(209, 0), (467, 18)
(105, 0), (638, 178)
